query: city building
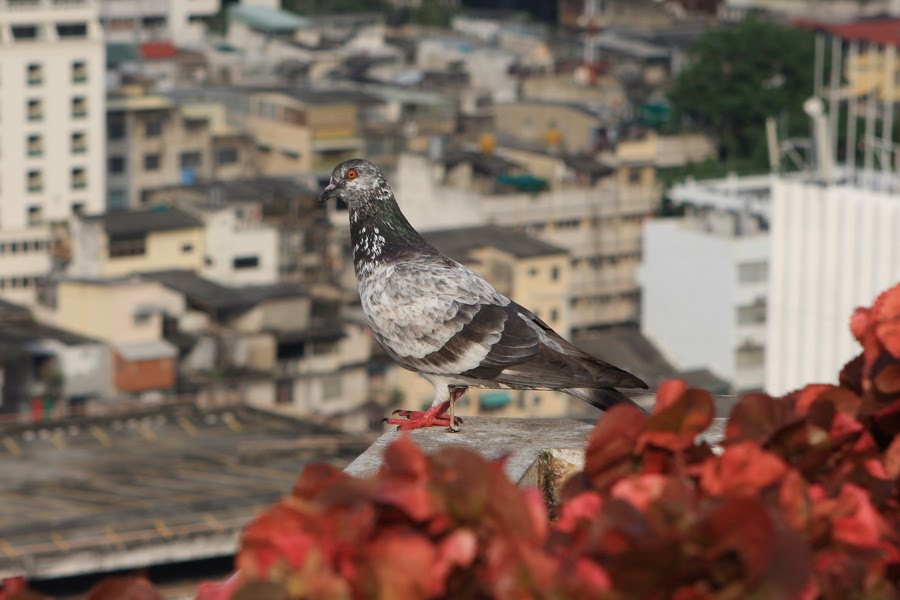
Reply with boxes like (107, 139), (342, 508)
(389, 130), (715, 331)
(98, 0), (219, 48)
(106, 92), (255, 210)
(0, 0), (106, 305)
(641, 174), (772, 393)
(144, 176), (331, 287)
(0, 298), (109, 417)
(68, 208), (206, 279)
(765, 17), (900, 394)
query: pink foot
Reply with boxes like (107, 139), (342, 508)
(384, 389), (467, 432)
(384, 401), (463, 431)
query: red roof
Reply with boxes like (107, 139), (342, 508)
(794, 18), (900, 47)
(140, 41), (178, 60)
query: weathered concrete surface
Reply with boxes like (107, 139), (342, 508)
(344, 416), (728, 483)
(344, 417), (596, 483)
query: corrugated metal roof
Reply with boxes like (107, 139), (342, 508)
(229, 5), (310, 32)
(794, 17), (900, 46)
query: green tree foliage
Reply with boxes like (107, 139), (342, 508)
(669, 18), (816, 170)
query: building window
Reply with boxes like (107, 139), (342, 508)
(738, 261), (769, 284)
(179, 151), (202, 169)
(71, 131), (86, 154)
(108, 156), (126, 174)
(71, 202), (85, 216)
(323, 376), (341, 399)
(108, 234), (146, 258)
(551, 266), (560, 281)
(27, 63), (42, 86)
(107, 189), (127, 210)
(143, 153), (161, 171)
(133, 312), (152, 326)
(27, 98), (42, 122)
(27, 134), (42, 157)
(71, 167), (86, 190)
(627, 168), (643, 185)
(27, 170), (42, 193)
(11, 25), (40, 41)
(737, 298), (767, 325)
(550, 307), (559, 323)
(181, 243), (194, 254)
(27, 206), (42, 226)
(233, 255), (259, 269)
(71, 60), (87, 83)
(108, 115), (126, 140)
(56, 23), (88, 38)
(216, 147), (238, 165)
(736, 342), (765, 369)
(145, 119), (163, 138)
(71, 96), (86, 118)
(528, 267), (538, 277)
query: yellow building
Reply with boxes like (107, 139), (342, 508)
(382, 225), (578, 418)
(68, 208), (205, 278)
(239, 90), (364, 174)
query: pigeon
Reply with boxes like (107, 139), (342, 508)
(319, 159), (648, 431)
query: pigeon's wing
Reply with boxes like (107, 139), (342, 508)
(362, 255), (645, 391)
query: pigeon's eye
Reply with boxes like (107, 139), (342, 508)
(346, 168), (358, 180)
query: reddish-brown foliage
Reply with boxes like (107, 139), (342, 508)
(7, 285), (900, 599)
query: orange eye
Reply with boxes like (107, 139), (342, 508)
(346, 168), (358, 180)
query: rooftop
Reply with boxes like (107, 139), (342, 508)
(794, 16), (900, 47)
(228, 4), (311, 33)
(143, 270), (307, 315)
(425, 225), (567, 260)
(0, 403), (373, 580)
(106, 94), (175, 113)
(573, 327), (732, 401)
(84, 208), (203, 237)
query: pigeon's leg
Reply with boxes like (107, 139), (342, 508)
(446, 386), (468, 433)
(383, 383), (464, 431)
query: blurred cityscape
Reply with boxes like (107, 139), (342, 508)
(0, 0), (899, 594)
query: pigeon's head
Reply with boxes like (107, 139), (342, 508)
(318, 159), (388, 209)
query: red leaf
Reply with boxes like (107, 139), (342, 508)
(885, 435), (900, 478)
(654, 379), (689, 413)
(778, 469), (812, 531)
(365, 531), (441, 599)
(196, 573), (241, 600)
(705, 497), (774, 582)
(573, 558), (611, 592)
(583, 405), (647, 486)
(87, 576), (163, 600)
(700, 442), (788, 496)
(610, 474), (667, 511)
(794, 384), (835, 416)
(640, 388), (714, 451)
(726, 392), (798, 444)
(555, 491), (604, 534)
(828, 484), (885, 549)
(375, 435), (435, 521)
(292, 464), (352, 500)
(873, 361), (900, 394)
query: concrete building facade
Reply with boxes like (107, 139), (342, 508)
(0, 0), (105, 305)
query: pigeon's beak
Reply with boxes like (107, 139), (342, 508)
(318, 182), (337, 206)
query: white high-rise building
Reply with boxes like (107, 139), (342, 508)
(0, 0), (106, 305)
(766, 178), (900, 394)
(641, 175), (771, 393)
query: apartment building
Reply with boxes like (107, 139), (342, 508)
(68, 208), (205, 278)
(106, 92), (255, 210)
(98, 0), (218, 47)
(0, 0), (105, 305)
(641, 174), (772, 393)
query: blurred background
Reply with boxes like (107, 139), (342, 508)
(0, 0), (898, 596)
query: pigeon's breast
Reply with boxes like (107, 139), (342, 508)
(356, 259), (509, 369)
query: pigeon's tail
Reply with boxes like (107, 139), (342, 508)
(563, 387), (649, 414)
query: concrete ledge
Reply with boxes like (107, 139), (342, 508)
(344, 416), (728, 487)
(344, 417), (596, 484)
